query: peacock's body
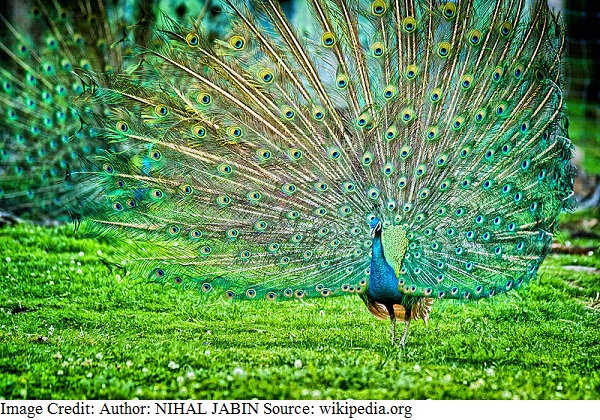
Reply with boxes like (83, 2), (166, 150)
(3, 0), (575, 345)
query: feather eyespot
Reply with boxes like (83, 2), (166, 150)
(442, 2), (456, 19)
(126, 199), (136, 208)
(227, 127), (243, 139)
(281, 106), (295, 120)
(186, 32), (199, 46)
(155, 268), (165, 278)
(266, 292), (276, 301)
(282, 183), (297, 195)
(468, 29), (482, 45)
(397, 177), (407, 189)
(154, 104), (168, 116)
(112, 202), (123, 211)
(218, 164), (233, 176)
(151, 189), (163, 200)
(229, 35), (245, 50)
(405, 65), (418, 79)
(312, 107), (325, 121)
(425, 126), (438, 141)
(258, 69), (275, 84)
(371, 0), (387, 16)
(514, 65), (524, 78)
(254, 220), (267, 231)
(169, 225), (180, 235)
(225, 290), (235, 299)
(436, 154), (448, 166)
(103, 163), (114, 174)
(371, 42), (385, 57)
(499, 21), (512, 36)
(361, 151), (373, 165)
(437, 42), (451, 57)
(289, 148), (303, 161)
(116, 121), (129, 132)
(328, 148), (341, 160)
(403, 16), (416, 33)
(247, 191), (261, 202)
(217, 195), (231, 206)
(430, 88), (442, 102)
(460, 75), (473, 89)
(180, 185), (193, 195)
(192, 125), (206, 138)
(385, 126), (397, 140)
(383, 85), (396, 100)
(197, 93), (212, 105)
(401, 107), (414, 123)
(321, 31), (336, 47)
(336, 74), (348, 90)
(256, 149), (271, 161)
(149, 150), (162, 161)
(452, 116), (465, 130)
(246, 289), (256, 299)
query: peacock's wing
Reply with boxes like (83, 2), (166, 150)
(70, 0), (573, 302)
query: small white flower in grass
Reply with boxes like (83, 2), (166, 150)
(87, 372), (93, 378)
(126, 360), (133, 368)
(97, 250), (102, 256)
(413, 363), (421, 372)
(136, 388), (143, 396)
(77, 269), (82, 274)
(168, 361), (179, 369)
(57, 370), (64, 375)
(233, 367), (246, 377)
(96, 352), (103, 360)
(78, 251), (84, 257)
(5, 257), (10, 263)
(204, 350), (210, 357)
(177, 376), (184, 384)
(312, 390), (322, 398)
(142, 367), (149, 373)
(294, 359), (302, 368)
(186, 371), (196, 380)
(53, 351), (61, 359)
(486, 368), (495, 377)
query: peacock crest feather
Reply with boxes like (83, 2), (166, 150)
(3, 0), (575, 345)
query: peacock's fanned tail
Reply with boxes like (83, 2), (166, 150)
(0, 0), (134, 219)
(69, 0), (574, 303)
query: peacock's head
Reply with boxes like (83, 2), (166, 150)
(369, 217), (382, 237)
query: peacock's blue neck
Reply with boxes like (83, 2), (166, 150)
(368, 229), (404, 304)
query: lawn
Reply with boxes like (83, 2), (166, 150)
(0, 210), (598, 399)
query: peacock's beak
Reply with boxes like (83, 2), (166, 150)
(370, 226), (376, 237)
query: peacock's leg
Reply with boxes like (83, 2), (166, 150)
(399, 307), (412, 347)
(386, 304), (397, 345)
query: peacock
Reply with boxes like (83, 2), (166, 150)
(5, 0), (575, 346)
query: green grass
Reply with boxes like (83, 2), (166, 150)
(0, 213), (599, 400)
(567, 99), (600, 175)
